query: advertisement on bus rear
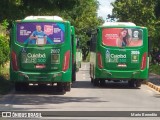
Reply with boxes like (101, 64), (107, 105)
(102, 28), (143, 47)
(17, 22), (65, 44)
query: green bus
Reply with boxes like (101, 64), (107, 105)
(10, 16), (76, 92)
(89, 22), (148, 87)
(71, 26), (76, 81)
(76, 48), (82, 71)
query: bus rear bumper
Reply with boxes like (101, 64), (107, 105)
(10, 71), (72, 83)
(96, 69), (148, 80)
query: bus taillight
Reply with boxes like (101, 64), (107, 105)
(11, 51), (19, 71)
(97, 52), (103, 69)
(63, 50), (70, 71)
(141, 52), (147, 70)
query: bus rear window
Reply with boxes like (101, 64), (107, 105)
(102, 28), (143, 47)
(17, 22), (65, 45)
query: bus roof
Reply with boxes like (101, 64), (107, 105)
(24, 16), (63, 21)
(102, 22), (136, 27)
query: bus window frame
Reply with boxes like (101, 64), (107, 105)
(15, 22), (66, 46)
(102, 27), (143, 48)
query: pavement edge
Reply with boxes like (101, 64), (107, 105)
(144, 81), (160, 93)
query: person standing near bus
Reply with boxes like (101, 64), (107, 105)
(116, 28), (129, 47)
(29, 25), (47, 45)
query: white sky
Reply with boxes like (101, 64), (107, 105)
(97, 0), (115, 20)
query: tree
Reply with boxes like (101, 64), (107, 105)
(0, 20), (9, 70)
(66, 0), (103, 60)
(0, 0), (102, 61)
(111, 0), (156, 41)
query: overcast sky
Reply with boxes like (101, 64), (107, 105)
(97, 0), (115, 20)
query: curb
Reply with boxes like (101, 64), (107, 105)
(145, 81), (160, 92)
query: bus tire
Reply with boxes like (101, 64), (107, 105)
(128, 80), (141, 88)
(91, 77), (93, 83)
(128, 80), (135, 87)
(15, 82), (21, 91)
(72, 64), (76, 82)
(57, 83), (64, 92)
(64, 83), (71, 92)
(15, 82), (28, 91)
(135, 80), (141, 88)
(100, 79), (105, 86)
(93, 78), (99, 86)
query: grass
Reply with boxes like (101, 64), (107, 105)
(0, 63), (13, 95)
(149, 64), (160, 75)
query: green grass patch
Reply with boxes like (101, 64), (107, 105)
(0, 74), (13, 95)
(0, 63), (13, 95)
(149, 64), (160, 75)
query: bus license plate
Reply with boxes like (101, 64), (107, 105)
(117, 63), (127, 67)
(35, 64), (46, 69)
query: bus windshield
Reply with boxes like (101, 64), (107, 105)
(17, 22), (65, 45)
(102, 28), (143, 47)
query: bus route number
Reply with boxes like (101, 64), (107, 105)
(51, 49), (60, 54)
(131, 51), (140, 55)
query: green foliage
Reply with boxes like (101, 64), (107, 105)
(0, 20), (10, 67)
(0, 74), (13, 95)
(112, 0), (156, 35)
(111, 0), (160, 47)
(149, 64), (160, 75)
(0, 36), (9, 66)
(0, 0), (102, 61)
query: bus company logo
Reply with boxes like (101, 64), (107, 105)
(110, 54), (126, 58)
(27, 53), (46, 59)
(133, 31), (139, 38)
(106, 50), (110, 58)
(21, 48), (27, 53)
(44, 25), (53, 35)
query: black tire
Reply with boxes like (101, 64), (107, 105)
(91, 77), (93, 83)
(15, 82), (28, 91)
(72, 63), (76, 82)
(135, 81), (142, 88)
(15, 82), (22, 91)
(57, 83), (64, 92)
(64, 83), (71, 92)
(100, 79), (105, 86)
(128, 80), (135, 87)
(128, 80), (141, 88)
(93, 78), (99, 86)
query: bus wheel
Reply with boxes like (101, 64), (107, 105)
(72, 72), (76, 82)
(128, 80), (141, 88)
(135, 80), (141, 88)
(57, 83), (65, 92)
(64, 83), (71, 92)
(128, 80), (135, 87)
(93, 79), (99, 86)
(91, 77), (93, 83)
(100, 79), (105, 87)
(72, 64), (76, 82)
(15, 82), (28, 91)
